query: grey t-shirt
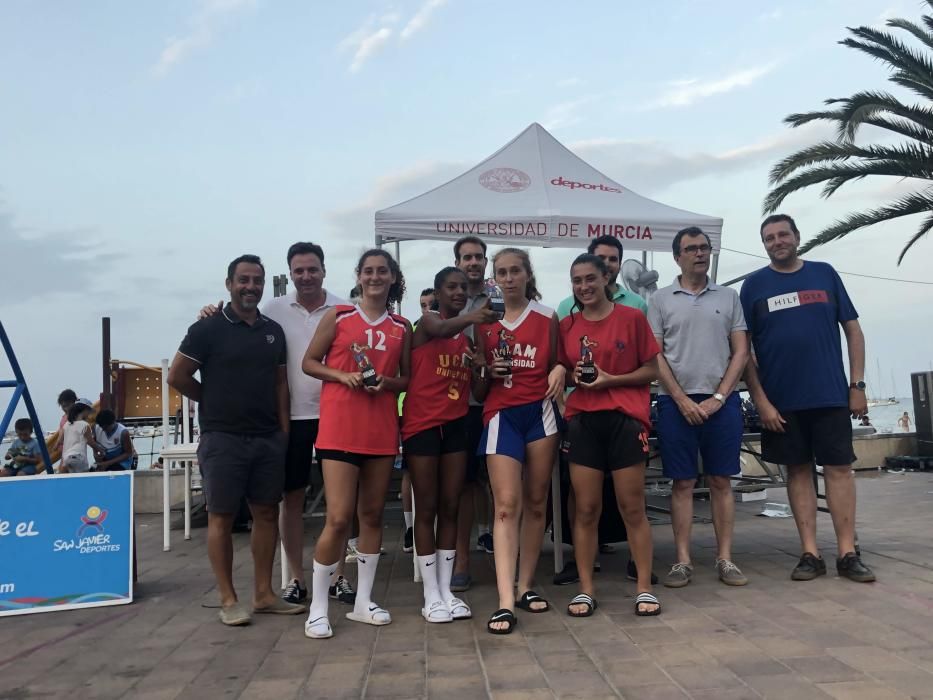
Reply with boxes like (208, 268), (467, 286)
(647, 277), (746, 396)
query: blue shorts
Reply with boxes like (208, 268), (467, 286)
(657, 393), (742, 480)
(480, 399), (563, 463)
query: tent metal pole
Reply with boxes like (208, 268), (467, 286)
(641, 251), (647, 266)
(394, 240), (400, 265)
(711, 252), (720, 283)
(375, 234), (383, 250)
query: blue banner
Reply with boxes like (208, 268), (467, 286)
(0, 471), (133, 616)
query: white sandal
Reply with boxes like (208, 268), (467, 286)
(346, 603), (392, 626)
(421, 599), (453, 623)
(447, 597), (472, 620)
(304, 614), (333, 639)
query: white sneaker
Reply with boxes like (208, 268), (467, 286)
(345, 542), (359, 564)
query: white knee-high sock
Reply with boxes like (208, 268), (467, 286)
(436, 548), (456, 601)
(354, 551), (381, 613)
(403, 512), (413, 529)
(308, 559), (336, 620)
(418, 553), (442, 604)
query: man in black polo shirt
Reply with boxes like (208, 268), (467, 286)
(169, 254), (305, 625)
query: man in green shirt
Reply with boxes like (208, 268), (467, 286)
(556, 235), (647, 319)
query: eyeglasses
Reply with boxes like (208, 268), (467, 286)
(682, 244), (712, 255)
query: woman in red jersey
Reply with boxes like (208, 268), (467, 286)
(301, 249), (411, 639)
(402, 267), (498, 624)
(474, 248), (566, 634)
(559, 253), (661, 617)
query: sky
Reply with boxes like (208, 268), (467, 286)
(2, 0), (932, 432)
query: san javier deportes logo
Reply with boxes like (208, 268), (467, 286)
(53, 504), (121, 554)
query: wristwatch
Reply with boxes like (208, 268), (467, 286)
(712, 392), (726, 403)
(849, 381), (866, 391)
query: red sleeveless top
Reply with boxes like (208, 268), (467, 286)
(477, 301), (555, 424)
(401, 320), (471, 440)
(317, 305), (408, 455)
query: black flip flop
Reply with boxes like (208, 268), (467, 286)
(567, 593), (597, 618)
(487, 608), (517, 635)
(515, 590), (550, 613)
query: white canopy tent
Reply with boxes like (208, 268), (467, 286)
(375, 122), (724, 277)
(375, 123), (727, 576)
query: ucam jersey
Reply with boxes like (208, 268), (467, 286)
(401, 323), (471, 440)
(478, 300), (555, 424)
(317, 305), (408, 455)
(559, 305), (659, 430)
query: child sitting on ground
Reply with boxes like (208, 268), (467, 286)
(60, 399), (103, 473)
(2, 418), (41, 477)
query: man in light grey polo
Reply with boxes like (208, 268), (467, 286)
(648, 226), (750, 588)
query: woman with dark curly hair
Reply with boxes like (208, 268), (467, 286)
(301, 248), (411, 638)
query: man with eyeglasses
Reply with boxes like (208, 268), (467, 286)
(648, 226), (750, 588)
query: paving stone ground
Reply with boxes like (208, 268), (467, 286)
(2, 470), (933, 699)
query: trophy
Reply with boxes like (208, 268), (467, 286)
(579, 336), (596, 384)
(485, 279), (505, 320)
(351, 342), (380, 388)
(496, 329), (513, 388)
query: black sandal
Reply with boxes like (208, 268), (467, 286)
(567, 593), (597, 618)
(487, 608), (517, 635)
(634, 592), (661, 616)
(515, 590), (550, 613)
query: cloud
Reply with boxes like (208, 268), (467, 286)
(340, 2), (449, 72)
(646, 63), (777, 109)
(569, 122), (831, 195)
(556, 77), (582, 88)
(0, 205), (127, 301)
(758, 8), (783, 22)
(153, 0), (254, 77)
(542, 95), (603, 130)
(339, 14), (399, 73)
(400, 0), (449, 41)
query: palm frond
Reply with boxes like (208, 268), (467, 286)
(764, 160), (932, 213)
(768, 141), (875, 184)
(763, 6), (933, 261)
(841, 35), (933, 102)
(886, 18), (933, 52)
(768, 140), (933, 185)
(898, 212), (933, 262)
(846, 25), (933, 85)
(797, 189), (933, 258)
(825, 91), (933, 139)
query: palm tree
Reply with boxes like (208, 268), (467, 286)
(763, 2), (933, 263)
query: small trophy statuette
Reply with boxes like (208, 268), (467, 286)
(579, 336), (597, 384)
(351, 342), (380, 388)
(485, 279), (505, 320)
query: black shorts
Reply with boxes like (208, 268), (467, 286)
(463, 405), (488, 483)
(284, 419), (319, 492)
(563, 411), (648, 472)
(761, 406), (855, 467)
(402, 415), (468, 457)
(316, 449), (395, 468)
(197, 431), (287, 514)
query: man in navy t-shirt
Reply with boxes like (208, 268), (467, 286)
(742, 214), (875, 583)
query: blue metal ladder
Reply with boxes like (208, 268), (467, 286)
(0, 321), (54, 473)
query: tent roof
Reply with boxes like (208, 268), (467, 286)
(375, 122), (723, 254)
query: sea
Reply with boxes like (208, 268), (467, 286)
(1, 398), (920, 471)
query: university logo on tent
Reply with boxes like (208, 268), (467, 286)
(479, 168), (531, 193)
